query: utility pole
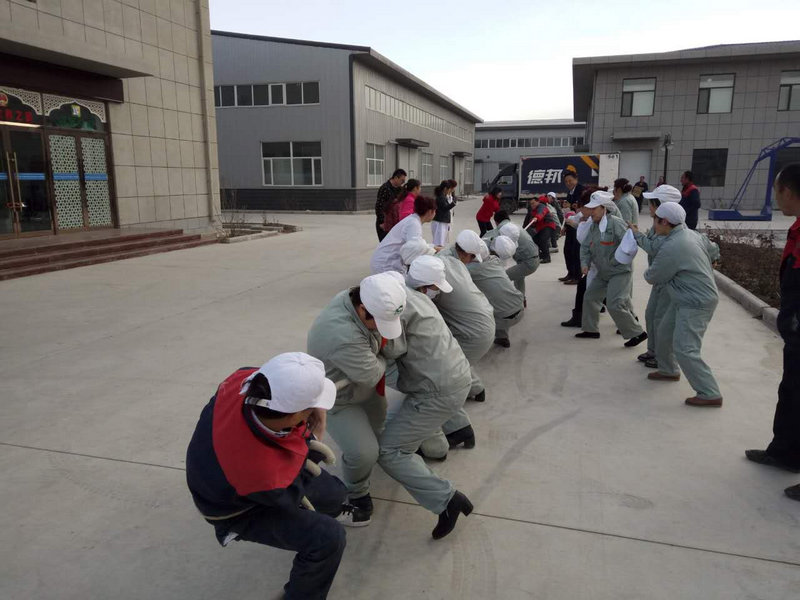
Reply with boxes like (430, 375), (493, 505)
(662, 133), (673, 184)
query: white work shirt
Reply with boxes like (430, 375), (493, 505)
(370, 214), (423, 274)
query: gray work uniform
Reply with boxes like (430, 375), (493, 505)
(483, 219), (540, 297)
(635, 225), (669, 355)
(580, 214), (644, 338)
(379, 288), (472, 514)
(644, 224), (722, 399)
(307, 289), (386, 499)
(616, 192), (639, 226)
(436, 249), (495, 396)
(467, 255), (525, 340)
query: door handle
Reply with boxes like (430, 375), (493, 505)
(8, 152), (26, 211)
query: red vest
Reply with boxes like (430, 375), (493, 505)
(211, 368), (310, 496)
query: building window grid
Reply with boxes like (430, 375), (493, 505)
(697, 74), (735, 114)
(474, 136), (584, 150)
(439, 156), (450, 182)
(420, 152), (433, 185)
(778, 71), (800, 111)
(364, 85), (471, 143)
(621, 78), (656, 117)
(366, 143), (385, 187)
(215, 82), (320, 108)
(261, 141), (323, 187)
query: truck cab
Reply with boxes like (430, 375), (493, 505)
(489, 164), (522, 214)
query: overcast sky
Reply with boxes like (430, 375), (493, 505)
(210, 0), (800, 123)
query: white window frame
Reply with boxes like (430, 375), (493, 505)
(621, 78), (656, 117)
(439, 156), (450, 182)
(698, 74), (734, 114)
(779, 71), (800, 111)
(262, 141), (323, 187)
(366, 143), (385, 187)
(420, 152), (433, 185)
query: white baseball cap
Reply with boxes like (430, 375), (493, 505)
(456, 230), (483, 262)
(400, 237), (434, 265)
(477, 239), (490, 261)
(241, 352), (336, 413)
(585, 190), (615, 209)
(408, 255), (453, 293)
(493, 235), (517, 259)
(644, 184), (682, 204)
(499, 222), (521, 243)
(360, 272), (407, 339)
(546, 192), (557, 199)
(655, 201), (686, 225)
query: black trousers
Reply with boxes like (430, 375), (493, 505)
(533, 228), (552, 261)
(573, 274), (587, 315)
(214, 471), (347, 600)
(477, 220), (492, 237)
(376, 219), (387, 242)
(564, 228), (582, 279)
(766, 345), (800, 468)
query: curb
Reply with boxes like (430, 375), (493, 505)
(713, 270), (779, 334)
(220, 231), (280, 244)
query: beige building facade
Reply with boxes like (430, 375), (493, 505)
(0, 0), (220, 238)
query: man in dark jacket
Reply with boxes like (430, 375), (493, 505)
(680, 171), (701, 230)
(186, 353), (348, 599)
(375, 169), (407, 241)
(746, 164), (800, 501)
(561, 170), (585, 283)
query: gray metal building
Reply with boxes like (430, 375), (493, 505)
(473, 120), (586, 191)
(573, 41), (800, 210)
(212, 31), (482, 211)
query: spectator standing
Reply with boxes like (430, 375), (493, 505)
(370, 195), (436, 275)
(680, 171), (701, 230)
(746, 164), (800, 501)
(656, 175), (666, 187)
(562, 171), (585, 283)
(432, 180), (456, 246)
(637, 176), (649, 193)
(476, 187), (502, 236)
(397, 179), (422, 222)
(613, 178), (639, 226)
(375, 169), (406, 241)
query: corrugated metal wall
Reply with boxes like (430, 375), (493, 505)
(212, 35), (353, 189)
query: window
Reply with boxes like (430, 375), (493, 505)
(531, 137), (539, 148)
(621, 78), (656, 117)
(779, 71), (800, 111)
(698, 74), (734, 114)
(286, 83), (303, 105)
(366, 143), (385, 187)
(474, 139), (481, 149)
(561, 137), (570, 147)
(253, 85), (269, 106)
(219, 85), (235, 107)
(502, 139), (510, 148)
(489, 139), (496, 148)
(236, 85), (253, 107)
(214, 86), (221, 107)
(691, 148), (728, 187)
(262, 141), (322, 186)
(440, 156), (450, 181)
(270, 84), (284, 105)
(546, 137), (555, 147)
(302, 82), (320, 104)
(421, 152), (433, 184)
(510, 138), (517, 148)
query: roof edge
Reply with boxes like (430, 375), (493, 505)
(210, 30), (370, 53)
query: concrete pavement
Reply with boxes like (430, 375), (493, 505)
(1, 200), (798, 600)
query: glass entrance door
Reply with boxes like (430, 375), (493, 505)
(0, 126), (53, 237)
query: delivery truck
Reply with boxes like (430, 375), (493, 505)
(488, 153), (620, 213)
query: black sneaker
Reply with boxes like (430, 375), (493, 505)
(471, 389), (486, 402)
(786, 484), (800, 501)
(432, 491), (473, 540)
(645, 358), (658, 369)
(336, 503), (371, 527)
(624, 332), (648, 348)
(494, 338), (511, 348)
(637, 351), (655, 362)
(575, 331), (600, 339)
(350, 494), (373, 514)
(446, 425), (476, 449)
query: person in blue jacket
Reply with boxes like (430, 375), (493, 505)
(186, 352), (347, 600)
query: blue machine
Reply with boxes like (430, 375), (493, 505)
(708, 137), (800, 221)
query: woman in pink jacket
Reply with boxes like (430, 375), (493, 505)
(397, 179), (422, 220)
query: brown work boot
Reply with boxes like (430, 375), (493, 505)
(685, 396), (723, 407)
(648, 372), (680, 382)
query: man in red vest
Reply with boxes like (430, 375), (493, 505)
(746, 164), (800, 501)
(680, 171), (701, 230)
(186, 353), (347, 599)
